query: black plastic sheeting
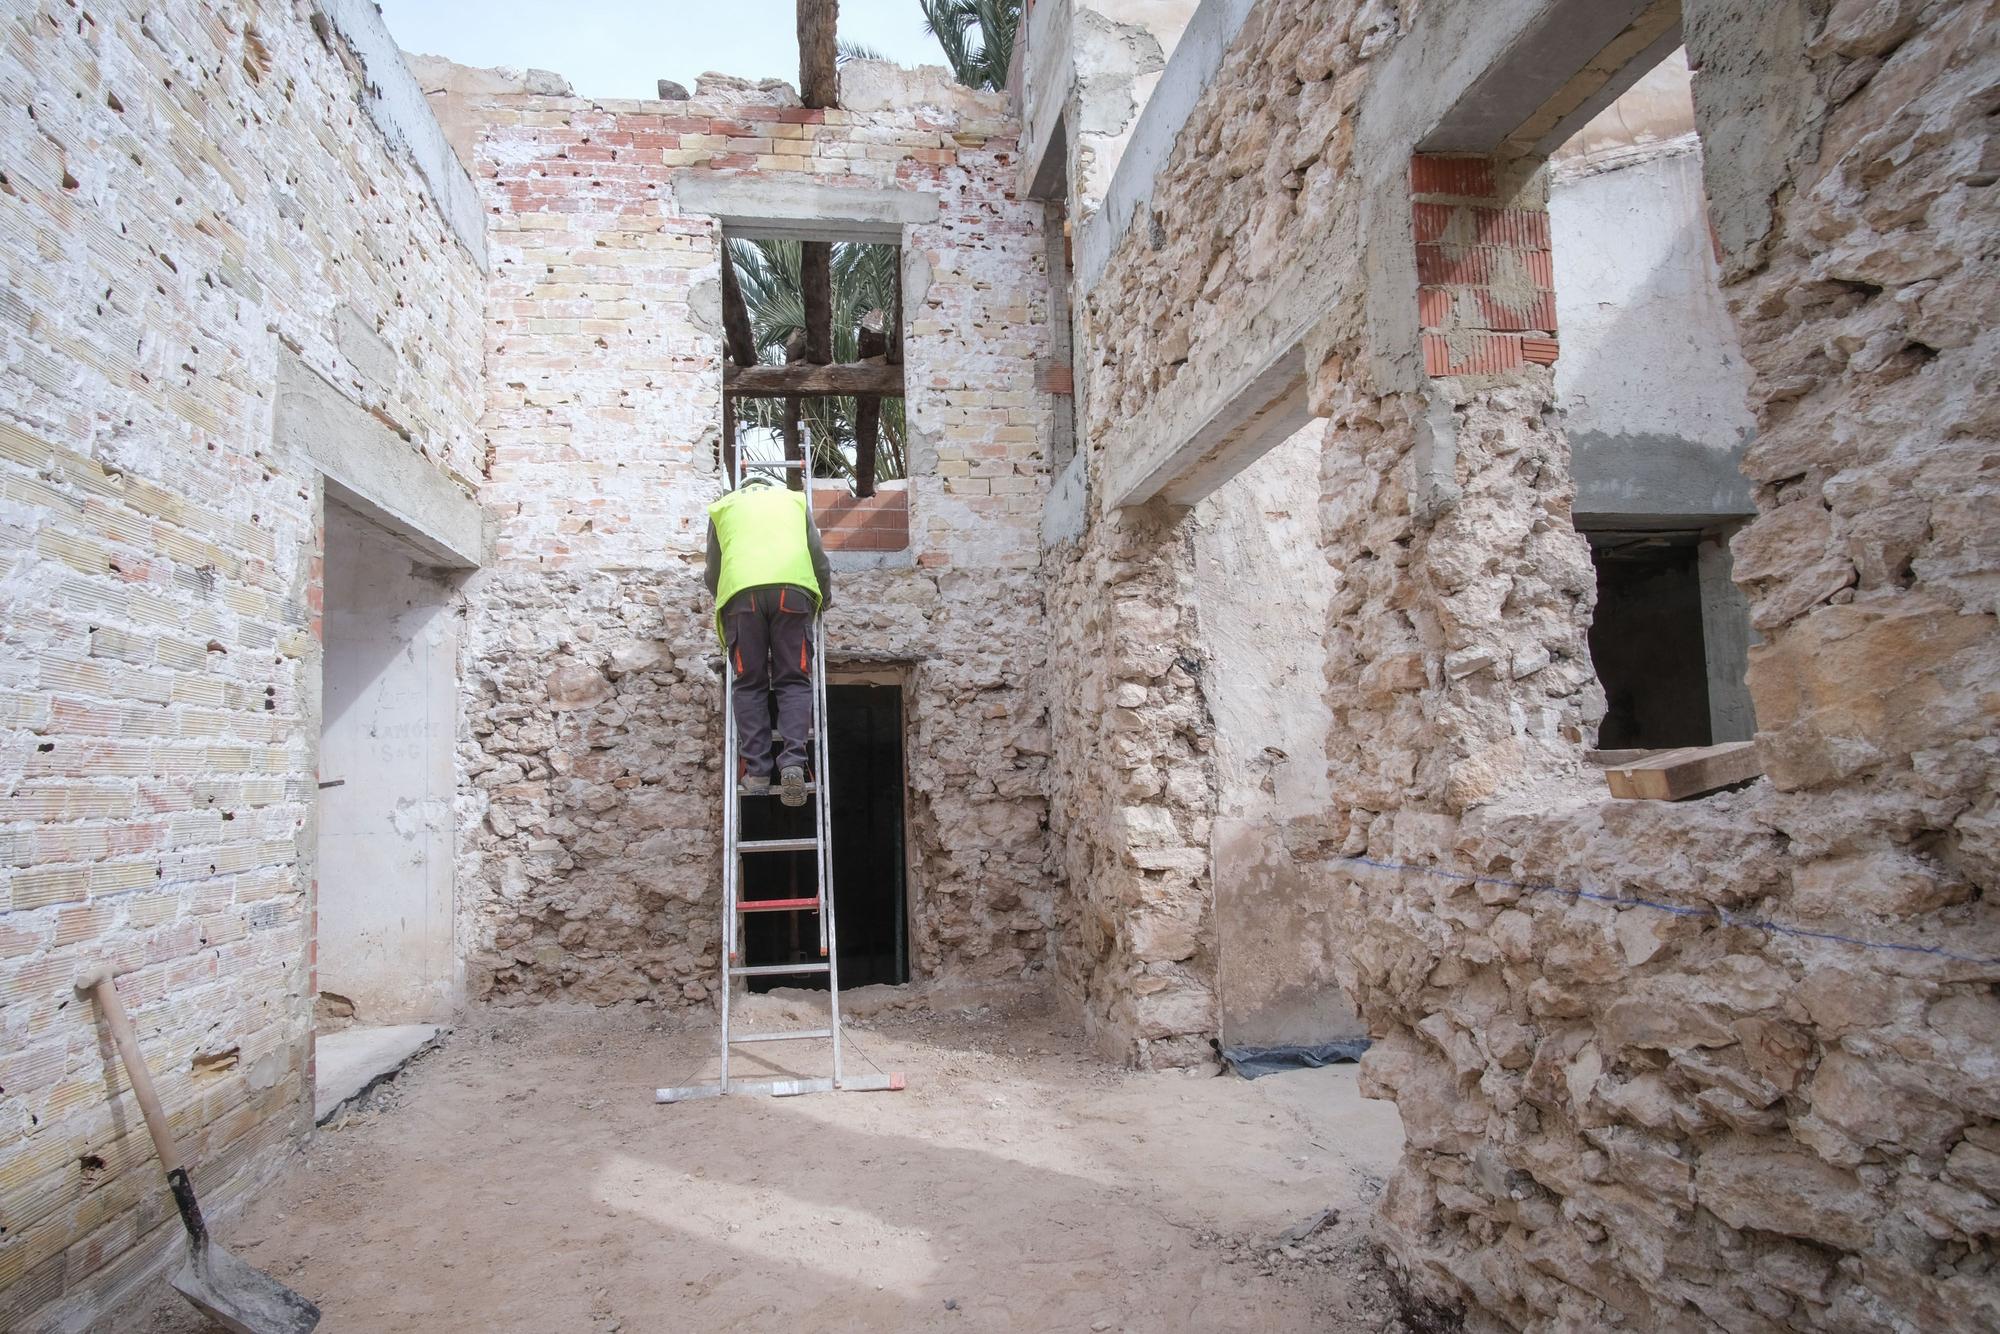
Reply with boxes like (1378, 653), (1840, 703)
(1221, 1038), (1372, 1079)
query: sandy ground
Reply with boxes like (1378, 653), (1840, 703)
(113, 989), (1409, 1333)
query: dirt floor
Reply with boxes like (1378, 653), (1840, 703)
(113, 988), (1409, 1332)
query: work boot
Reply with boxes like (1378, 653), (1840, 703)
(780, 766), (807, 807)
(741, 774), (772, 797)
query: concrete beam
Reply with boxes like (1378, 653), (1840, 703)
(673, 176), (941, 243)
(1417, 0), (1683, 156)
(1018, 0), (1075, 200)
(1096, 0), (1686, 511)
(1107, 343), (1313, 508)
(316, 0), (488, 270)
(275, 353), (486, 569)
(1074, 0), (1258, 295)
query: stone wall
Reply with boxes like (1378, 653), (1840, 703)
(443, 65), (1056, 1005)
(1064, 0), (1998, 1325)
(0, 2), (485, 1326)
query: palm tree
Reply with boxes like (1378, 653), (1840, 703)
(727, 238), (907, 488)
(919, 0), (1019, 92)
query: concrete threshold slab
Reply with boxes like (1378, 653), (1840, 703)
(315, 1023), (443, 1124)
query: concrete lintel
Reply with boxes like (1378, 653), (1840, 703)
(1528, 20), (1686, 158)
(1108, 341), (1313, 509)
(1018, 0), (1076, 200)
(674, 176), (941, 243)
(1075, 0), (1258, 295)
(275, 353), (485, 569)
(1416, 0), (1679, 155)
(829, 547), (917, 572)
(316, 0), (488, 271)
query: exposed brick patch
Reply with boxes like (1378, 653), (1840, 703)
(813, 487), (910, 552)
(1408, 154), (1494, 197)
(1410, 154), (1558, 376)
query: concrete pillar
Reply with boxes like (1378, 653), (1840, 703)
(1697, 532), (1757, 742)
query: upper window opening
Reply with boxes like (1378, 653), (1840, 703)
(720, 236), (906, 506)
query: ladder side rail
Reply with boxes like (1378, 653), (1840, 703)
(815, 611), (843, 1084)
(803, 447), (844, 1085)
(720, 663), (738, 1089)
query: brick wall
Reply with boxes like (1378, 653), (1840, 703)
(814, 486), (910, 552)
(446, 67), (1056, 1005)
(1411, 154), (1561, 376)
(0, 3), (484, 1325)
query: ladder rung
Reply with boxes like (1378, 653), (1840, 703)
(729, 961), (831, 977)
(742, 459), (805, 470)
(739, 782), (818, 797)
(729, 1028), (834, 1044)
(736, 896), (820, 913)
(738, 837), (819, 854)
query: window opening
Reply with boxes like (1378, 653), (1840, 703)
(720, 236), (907, 503)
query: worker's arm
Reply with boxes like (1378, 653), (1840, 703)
(703, 519), (720, 597)
(807, 515), (832, 610)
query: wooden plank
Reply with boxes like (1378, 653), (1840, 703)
(724, 358), (904, 397)
(1603, 740), (1763, 802)
(1586, 748), (1656, 766)
(798, 0), (839, 109)
(801, 241), (833, 364)
(719, 244), (757, 367)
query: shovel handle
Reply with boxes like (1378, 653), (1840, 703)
(76, 965), (184, 1177)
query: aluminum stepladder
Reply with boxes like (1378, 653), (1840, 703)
(656, 448), (904, 1103)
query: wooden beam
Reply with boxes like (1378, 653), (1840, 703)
(1602, 741), (1764, 802)
(802, 241), (833, 365)
(782, 331), (805, 491)
(724, 357), (904, 398)
(798, 0), (839, 110)
(888, 253), (903, 366)
(722, 393), (738, 483)
(853, 320), (888, 498)
(719, 243), (757, 367)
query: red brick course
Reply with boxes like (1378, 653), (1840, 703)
(1410, 154), (1559, 377)
(812, 487), (910, 552)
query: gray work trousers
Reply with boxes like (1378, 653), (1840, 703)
(723, 585), (815, 778)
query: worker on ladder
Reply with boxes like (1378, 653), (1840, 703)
(704, 474), (833, 808)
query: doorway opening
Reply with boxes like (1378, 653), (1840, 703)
(315, 502), (461, 1113)
(741, 681), (909, 990)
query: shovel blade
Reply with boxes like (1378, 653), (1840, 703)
(173, 1244), (320, 1334)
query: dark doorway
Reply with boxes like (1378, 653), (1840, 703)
(742, 682), (908, 990)
(1585, 532), (1713, 750)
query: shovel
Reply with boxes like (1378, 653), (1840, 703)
(76, 965), (321, 1334)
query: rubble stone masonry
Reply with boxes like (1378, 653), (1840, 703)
(445, 67), (1056, 1005)
(1073, 0), (1997, 1326)
(0, 2), (485, 1326)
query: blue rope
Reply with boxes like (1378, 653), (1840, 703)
(1337, 854), (2000, 968)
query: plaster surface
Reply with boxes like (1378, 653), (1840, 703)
(1551, 144), (1755, 521)
(319, 505), (463, 1022)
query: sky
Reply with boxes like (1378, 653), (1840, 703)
(379, 0), (948, 100)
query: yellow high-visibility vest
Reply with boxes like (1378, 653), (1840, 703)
(708, 485), (822, 644)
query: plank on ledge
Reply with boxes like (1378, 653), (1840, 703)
(1602, 740), (1764, 802)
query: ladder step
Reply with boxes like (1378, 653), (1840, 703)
(737, 837), (819, 854)
(729, 1028), (834, 1044)
(736, 896), (820, 913)
(742, 459), (806, 471)
(738, 782), (818, 798)
(729, 961), (831, 977)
